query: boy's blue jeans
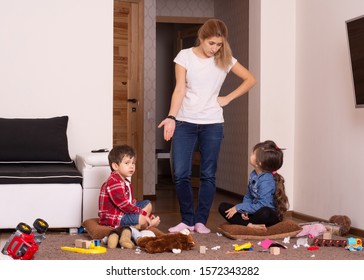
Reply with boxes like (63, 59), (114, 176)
(171, 121), (224, 226)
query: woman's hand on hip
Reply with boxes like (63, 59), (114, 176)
(217, 96), (231, 107)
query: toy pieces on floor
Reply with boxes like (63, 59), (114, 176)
(259, 238), (287, 250)
(61, 239), (106, 254)
(136, 232), (195, 254)
(345, 237), (363, 251)
(312, 238), (347, 247)
(234, 242), (254, 251)
(1, 218), (49, 260)
(329, 215), (351, 236)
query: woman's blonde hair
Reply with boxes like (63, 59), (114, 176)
(196, 19), (233, 70)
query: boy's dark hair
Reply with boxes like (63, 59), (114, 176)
(108, 145), (136, 171)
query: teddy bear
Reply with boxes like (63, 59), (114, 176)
(136, 232), (195, 254)
(106, 225), (195, 254)
(107, 226), (135, 249)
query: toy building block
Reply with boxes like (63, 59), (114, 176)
(269, 247), (280, 255)
(75, 239), (92, 249)
(199, 246), (207, 254)
(323, 232), (332, 240)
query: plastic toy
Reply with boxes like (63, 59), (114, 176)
(234, 242), (254, 251)
(345, 237), (363, 251)
(61, 240), (107, 254)
(1, 218), (49, 260)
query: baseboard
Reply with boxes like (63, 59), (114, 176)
(292, 211), (364, 238)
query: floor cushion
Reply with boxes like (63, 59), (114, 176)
(82, 218), (165, 240)
(218, 220), (302, 240)
(82, 218), (113, 240)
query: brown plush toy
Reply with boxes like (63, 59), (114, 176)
(329, 215), (351, 236)
(136, 232), (195, 254)
(107, 226), (135, 249)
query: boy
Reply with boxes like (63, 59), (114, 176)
(98, 145), (160, 230)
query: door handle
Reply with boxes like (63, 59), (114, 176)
(127, 98), (139, 104)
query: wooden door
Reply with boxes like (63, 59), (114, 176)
(113, 0), (144, 199)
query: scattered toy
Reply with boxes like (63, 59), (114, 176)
(258, 238), (287, 250)
(234, 242), (253, 251)
(269, 247), (280, 255)
(323, 232), (332, 240)
(283, 236), (290, 244)
(293, 237), (309, 248)
(61, 240), (107, 254)
(136, 232), (195, 254)
(296, 223), (326, 238)
(312, 238), (346, 247)
(329, 215), (351, 235)
(199, 246), (207, 254)
(172, 248), (181, 254)
(345, 237), (363, 251)
(1, 218), (49, 260)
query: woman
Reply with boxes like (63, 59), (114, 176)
(158, 19), (256, 234)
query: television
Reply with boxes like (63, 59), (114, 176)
(346, 15), (364, 108)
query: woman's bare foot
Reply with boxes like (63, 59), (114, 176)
(247, 223), (267, 231)
(148, 216), (160, 228)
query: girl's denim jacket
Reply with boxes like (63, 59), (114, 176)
(235, 170), (276, 214)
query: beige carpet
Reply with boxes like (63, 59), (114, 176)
(31, 231), (364, 260)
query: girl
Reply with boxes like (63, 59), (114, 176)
(218, 140), (289, 230)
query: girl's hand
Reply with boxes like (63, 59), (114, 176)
(158, 118), (176, 141)
(241, 213), (249, 220)
(225, 206), (237, 219)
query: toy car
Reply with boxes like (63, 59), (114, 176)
(345, 237), (363, 251)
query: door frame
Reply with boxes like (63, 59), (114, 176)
(113, 0), (144, 200)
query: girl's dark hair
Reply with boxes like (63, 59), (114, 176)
(108, 145), (136, 171)
(253, 140), (289, 221)
(195, 18), (233, 70)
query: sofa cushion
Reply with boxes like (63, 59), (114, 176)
(0, 162), (83, 184)
(0, 116), (72, 162)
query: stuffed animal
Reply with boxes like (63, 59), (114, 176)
(136, 232), (195, 254)
(329, 215), (351, 235)
(107, 226), (134, 249)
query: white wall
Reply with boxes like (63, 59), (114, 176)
(0, 0), (113, 159)
(250, 0), (296, 212)
(294, 0), (364, 229)
(252, 0), (364, 229)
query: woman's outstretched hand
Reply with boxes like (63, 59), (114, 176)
(158, 118), (176, 141)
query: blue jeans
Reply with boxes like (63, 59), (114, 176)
(120, 200), (151, 226)
(171, 121), (224, 226)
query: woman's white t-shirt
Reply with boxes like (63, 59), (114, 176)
(174, 47), (237, 124)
